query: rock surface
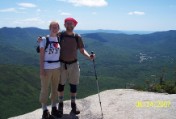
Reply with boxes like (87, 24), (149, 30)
(9, 89), (176, 119)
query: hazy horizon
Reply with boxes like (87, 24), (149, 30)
(1, 26), (176, 32)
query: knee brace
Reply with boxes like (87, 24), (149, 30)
(58, 84), (65, 92)
(70, 84), (77, 93)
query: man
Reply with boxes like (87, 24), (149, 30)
(57, 17), (95, 116)
(39, 21), (61, 119)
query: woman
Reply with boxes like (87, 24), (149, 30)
(39, 21), (61, 119)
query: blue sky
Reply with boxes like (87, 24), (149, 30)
(0, 0), (176, 31)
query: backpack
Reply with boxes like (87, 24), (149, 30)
(59, 31), (79, 47)
(36, 36), (60, 53)
(36, 32), (79, 53)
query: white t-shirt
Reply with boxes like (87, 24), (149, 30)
(40, 36), (61, 69)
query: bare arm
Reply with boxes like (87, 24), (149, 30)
(40, 48), (45, 77)
(37, 36), (43, 43)
(79, 48), (95, 60)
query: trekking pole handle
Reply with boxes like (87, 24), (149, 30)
(91, 51), (95, 60)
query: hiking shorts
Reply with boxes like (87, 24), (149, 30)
(60, 62), (80, 85)
(39, 68), (61, 104)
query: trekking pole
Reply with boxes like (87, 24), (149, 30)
(91, 51), (104, 119)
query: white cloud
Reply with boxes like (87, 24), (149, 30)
(17, 3), (37, 8)
(0, 8), (17, 12)
(0, 8), (25, 13)
(58, 10), (71, 16)
(59, 0), (108, 7)
(60, 12), (72, 16)
(18, 7), (26, 10)
(13, 18), (45, 26)
(128, 11), (145, 15)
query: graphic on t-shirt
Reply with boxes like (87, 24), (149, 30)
(53, 43), (58, 48)
(47, 43), (59, 55)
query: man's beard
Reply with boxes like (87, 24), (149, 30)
(66, 26), (74, 32)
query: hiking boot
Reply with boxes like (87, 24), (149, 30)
(42, 110), (54, 119)
(58, 102), (63, 117)
(51, 107), (62, 118)
(71, 102), (80, 115)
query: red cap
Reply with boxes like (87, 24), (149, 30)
(64, 17), (78, 26)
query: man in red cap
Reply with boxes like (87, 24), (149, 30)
(57, 17), (95, 116)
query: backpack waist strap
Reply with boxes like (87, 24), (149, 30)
(44, 60), (60, 63)
(60, 59), (77, 64)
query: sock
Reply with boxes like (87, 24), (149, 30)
(51, 101), (57, 108)
(42, 104), (48, 111)
(59, 96), (64, 103)
(71, 96), (76, 103)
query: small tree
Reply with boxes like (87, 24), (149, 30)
(174, 68), (176, 86)
(145, 79), (150, 91)
(160, 67), (167, 85)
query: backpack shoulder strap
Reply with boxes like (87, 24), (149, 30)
(56, 33), (60, 43)
(57, 31), (65, 44)
(57, 36), (60, 44)
(61, 31), (65, 39)
(74, 33), (79, 44)
(45, 36), (50, 50)
(58, 32), (79, 46)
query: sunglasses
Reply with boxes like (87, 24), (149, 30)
(65, 22), (75, 26)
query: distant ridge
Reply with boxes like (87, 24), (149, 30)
(0, 27), (157, 34)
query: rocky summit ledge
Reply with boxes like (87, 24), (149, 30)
(9, 89), (176, 119)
